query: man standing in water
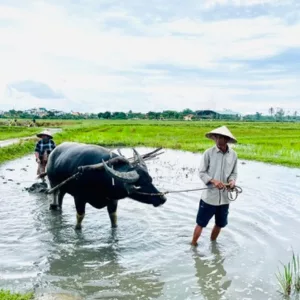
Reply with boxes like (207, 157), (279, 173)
(191, 126), (238, 246)
(34, 130), (56, 177)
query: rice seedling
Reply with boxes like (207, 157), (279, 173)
(1, 120), (300, 167)
(0, 126), (40, 140)
(0, 289), (33, 300)
(292, 252), (300, 293)
(276, 252), (300, 297)
(53, 120), (300, 167)
(0, 140), (36, 164)
(276, 261), (293, 296)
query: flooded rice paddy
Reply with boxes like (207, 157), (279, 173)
(0, 147), (300, 300)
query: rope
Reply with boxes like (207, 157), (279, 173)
(17, 171), (243, 201)
(20, 175), (242, 200)
(135, 185), (243, 201)
(47, 172), (81, 194)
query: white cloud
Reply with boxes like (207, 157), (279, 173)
(202, 0), (290, 9)
(0, 1), (299, 114)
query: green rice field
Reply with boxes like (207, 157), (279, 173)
(0, 289), (33, 300)
(0, 120), (300, 167)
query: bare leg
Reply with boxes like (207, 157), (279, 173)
(210, 225), (221, 241)
(37, 163), (41, 176)
(191, 225), (203, 246)
(37, 161), (46, 180)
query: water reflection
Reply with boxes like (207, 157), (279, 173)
(193, 242), (231, 300)
(38, 212), (165, 299)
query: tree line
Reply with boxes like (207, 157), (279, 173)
(0, 108), (299, 121)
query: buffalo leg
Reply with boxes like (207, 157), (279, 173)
(75, 197), (86, 230)
(49, 190), (59, 210)
(107, 199), (118, 228)
(58, 190), (66, 209)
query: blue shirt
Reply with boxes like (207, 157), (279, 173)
(35, 139), (56, 156)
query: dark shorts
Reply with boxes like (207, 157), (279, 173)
(196, 199), (229, 228)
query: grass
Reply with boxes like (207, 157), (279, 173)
(0, 140), (36, 165)
(0, 126), (41, 140)
(293, 252), (300, 293)
(0, 289), (33, 300)
(53, 120), (300, 167)
(276, 261), (293, 297)
(276, 252), (300, 297)
(0, 118), (81, 125)
(0, 120), (300, 167)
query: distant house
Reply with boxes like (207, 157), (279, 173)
(25, 107), (48, 117)
(49, 109), (65, 116)
(183, 114), (194, 121)
(195, 109), (241, 120)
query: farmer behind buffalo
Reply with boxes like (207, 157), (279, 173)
(34, 130), (56, 176)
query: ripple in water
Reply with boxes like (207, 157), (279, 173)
(0, 148), (300, 299)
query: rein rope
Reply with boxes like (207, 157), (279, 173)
(135, 185), (243, 201)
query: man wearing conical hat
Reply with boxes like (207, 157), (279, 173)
(191, 125), (238, 246)
(34, 130), (56, 176)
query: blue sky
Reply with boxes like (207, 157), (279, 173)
(0, 0), (299, 114)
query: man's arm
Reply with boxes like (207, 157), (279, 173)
(51, 139), (56, 149)
(199, 150), (225, 189)
(198, 150), (212, 184)
(35, 152), (40, 161)
(228, 156), (238, 188)
(34, 142), (40, 162)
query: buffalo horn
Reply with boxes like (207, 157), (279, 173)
(132, 148), (147, 170)
(117, 148), (125, 157)
(102, 159), (139, 183)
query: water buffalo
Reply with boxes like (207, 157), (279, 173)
(46, 142), (166, 229)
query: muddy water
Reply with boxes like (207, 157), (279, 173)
(0, 148), (300, 300)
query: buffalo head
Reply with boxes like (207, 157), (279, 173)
(102, 149), (166, 207)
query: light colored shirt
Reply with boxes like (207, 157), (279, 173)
(198, 145), (238, 206)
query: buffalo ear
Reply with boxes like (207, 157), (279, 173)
(102, 160), (140, 183)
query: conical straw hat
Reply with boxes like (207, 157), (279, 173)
(36, 130), (53, 139)
(205, 125), (237, 143)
